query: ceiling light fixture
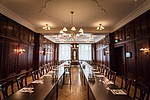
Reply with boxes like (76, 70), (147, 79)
(59, 11), (84, 40)
(43, 24), (50, 30)
(97, 24), (104, 30)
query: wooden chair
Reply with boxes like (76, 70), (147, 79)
(133, 82), (150, 100)
(0, 80), (14, 99)
(109, 70), (117, 84)
(16, 74), (27, 90)
(104, 67), (110, 78)
(100, 66), (105, 74)
(121, 76), (132, 96)
(32, 70), (40, 81)
(64, 64), (72, 85)
(45, 65), (49, 73)
(39, 68), (45, 77)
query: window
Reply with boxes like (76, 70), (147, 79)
(79, 44), (92, 60)
(59, 44), (71, 61)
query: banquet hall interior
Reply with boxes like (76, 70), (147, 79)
(0, 0), (150, 100)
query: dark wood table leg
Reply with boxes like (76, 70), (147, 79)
(56, 83), (58, 100)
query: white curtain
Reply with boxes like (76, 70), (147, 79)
(59, 44), (71, 61)
(79, 44), (92, 60)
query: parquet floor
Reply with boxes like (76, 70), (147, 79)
(57, 65), (87, 100)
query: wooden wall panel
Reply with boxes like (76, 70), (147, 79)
(134, 17), (141, 39)
(7, 40), (18, 74)
(136, 39), (150, 83)
(34, 34), (56, 68)
(28, 45), (33, 70)
(20, 26), (29, 43)
(17, 44), (28, 73)
(112, 10), (149, 83)
(0, 14), (8, 36)
(0, 14), (56, 80)
(125, 42), (136, 75)
(125, 21), (135, 40)
(0, 37), (4, 78)
(95, 35), (111, 67)
(0, 14), (35, 79)
(95, 10), (150, 85)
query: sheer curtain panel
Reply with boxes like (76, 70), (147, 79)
(79, 44), (92, 61)
(59, 44), (71, 61)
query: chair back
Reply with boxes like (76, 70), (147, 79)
(0, 80), (14, 99)
(32, 70), (40, 81)
(133, 83), (149, 100)
(109, 70), (117, 84)
(104, 67), (110, 78)
(16, 74), (27, 90)
(121, 76), (132, 95)
(39, 68), (45, 77)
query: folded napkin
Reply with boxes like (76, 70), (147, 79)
(20, 87), (34, 93)
(96, 75), (105, 78)
(92, 69), (97, 71)
(53, 69), (58, 71)
(93, 71), (100, 74)
(48, 71), (55, 74)
(32, 80), (44, 84)
(101, 78), (114, 85)
(106, 87), (110, 90)
(110, 89), (127, 95)
(43, 74), (52, 77)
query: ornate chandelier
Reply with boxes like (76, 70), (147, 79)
(97, 24), (104, 30)
(59, 11), (84, 40)
(43, 24), (51, 30)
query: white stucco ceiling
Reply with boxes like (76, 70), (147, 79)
(0, 0), (149, 43)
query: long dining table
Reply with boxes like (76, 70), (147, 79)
(5, 63), (66, 100)
(80, 62), (132, 100)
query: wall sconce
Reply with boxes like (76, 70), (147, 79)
(105, 50), (109, 54)
(140, 48), (150, 53)
(14, 48), (25, 55)
(39, 50), (44, 54)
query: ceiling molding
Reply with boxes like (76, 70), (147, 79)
(0, 0), (149, 34)
(112, 0), (150, 32)
(0, 4), (37, 32)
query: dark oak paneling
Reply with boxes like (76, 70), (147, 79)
(0, 14), (35, 79)
(95, 35), (110, 67)
(95, 10), (150, 84)
(0, 13), (56, 80)
(136, 39), (150, 82)
(125, 42), (136, 75)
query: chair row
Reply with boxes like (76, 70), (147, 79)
(93, 64), (117, 84)
(93, 63), (150, 100)
(0, 74), (28, 99)
(0, 62), (60, 99)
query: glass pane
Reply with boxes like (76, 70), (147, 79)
(59, 44), (71, 61)
(79, 44), (91, 60)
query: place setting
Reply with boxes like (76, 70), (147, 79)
(100, 78), (114, 85)
(110, 89), (127, 95)
(19, 87), (34, 93)
(31, 80), (44, 84)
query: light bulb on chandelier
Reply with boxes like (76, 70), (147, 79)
(97, 24), (104, 30)
(59, 11), (84, 35)
(43, 24), (50, 30)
